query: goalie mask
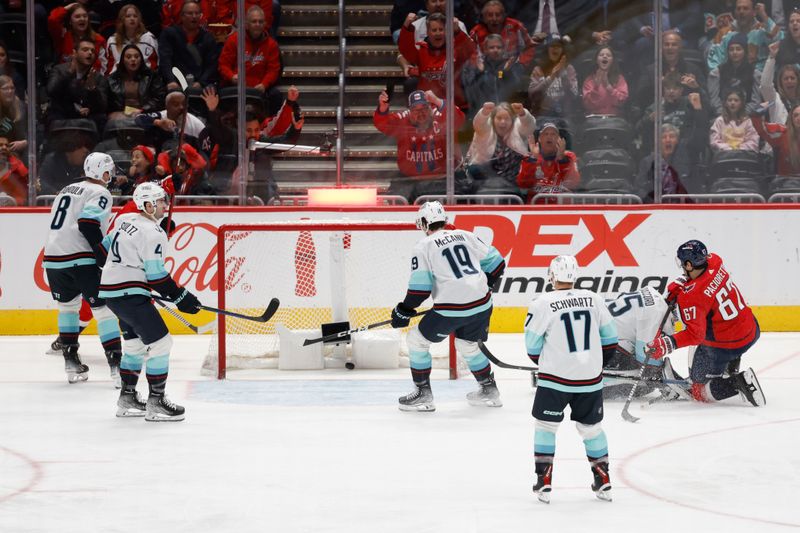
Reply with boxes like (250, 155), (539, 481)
(548, 255), (578, 285)
(416, 201), (447, 232)
(133, 182), (167, 213)
(83, 152), (115, 184)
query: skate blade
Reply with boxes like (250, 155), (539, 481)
(67, 372), (88, 384)
(468, 397), (503, 407)
(116, 407), (146, 418)
(398, 403), (436, 412)
(45, 347), (62, 356)
(594, 487), (613, 502)
(144, 413), (186, 422)
(534, 489), (551, 504)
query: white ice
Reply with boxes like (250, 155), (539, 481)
(0, 333), (798, 533)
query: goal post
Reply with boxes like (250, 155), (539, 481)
(209, 221), (458, 379)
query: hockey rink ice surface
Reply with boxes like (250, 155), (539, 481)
(0, 333), (798, 533)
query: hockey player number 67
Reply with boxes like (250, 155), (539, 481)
(717, 278), (745, 320)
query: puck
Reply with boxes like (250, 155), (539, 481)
(345, 362), (355, 370)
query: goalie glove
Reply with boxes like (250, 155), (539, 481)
(644, 334), (676, 360)
(391, 303), (415, 329)
(173, 288), (201, 314)
(666, 276), (688, 304)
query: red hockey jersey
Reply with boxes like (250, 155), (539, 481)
(673, 253), (757, 349)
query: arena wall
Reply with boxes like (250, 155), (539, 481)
(1, 205), (797, 334)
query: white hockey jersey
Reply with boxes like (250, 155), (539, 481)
(98, 212), (170, 299)
(605, 286), (674, 364)
(407, 229), (504, 317)
(43, 181), (112, 269)
(525, 288), (618, 392)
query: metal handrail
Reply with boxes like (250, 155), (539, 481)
(661, 193), (766, 204)
(35, 194), (244, 207)
(531, 193), (643, 205)
(414, 194), (523, 205)
(268, 195), (409, 206)
(768, 193), (800, 203)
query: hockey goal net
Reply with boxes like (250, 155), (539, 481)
(205, 220), (458, 379)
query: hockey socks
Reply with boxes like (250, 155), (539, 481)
(120, 352), (144, 390)
(145, 354), (169, 396)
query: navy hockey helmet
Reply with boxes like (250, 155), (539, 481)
(676, 240), (708, 269)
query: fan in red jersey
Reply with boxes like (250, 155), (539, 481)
(644, 240), (765, 406)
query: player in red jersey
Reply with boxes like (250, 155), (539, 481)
(644, 240), (765, 406)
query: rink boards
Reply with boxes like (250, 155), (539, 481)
(0, 204), (798, 334)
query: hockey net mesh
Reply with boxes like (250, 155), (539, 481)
(204, 221), (456, 376)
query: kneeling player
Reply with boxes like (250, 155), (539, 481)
(99, 183), (201, 421)
(391, 201), (506, 412)
(645, 240), (765, 407)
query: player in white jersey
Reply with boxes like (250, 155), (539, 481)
(603, 287), (681, 399)
(391, 201), (506, 412)
(99, 183), (201, 421)
(524, 255), (618, 503)
(42, 152), (123, 385)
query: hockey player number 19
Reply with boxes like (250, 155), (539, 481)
(441, 245), (478, 278)
(717, 278), (745, 321)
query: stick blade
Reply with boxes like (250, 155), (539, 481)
(257, 298), (280, 322)
(621, 406), (640, 423)
(171, 67), (189, 91)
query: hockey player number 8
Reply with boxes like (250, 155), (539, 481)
(716, 278), (745, 321)
(441, 245), (479, 278)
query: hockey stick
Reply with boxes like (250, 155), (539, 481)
(302, 309), (431, 346)
(478, 340), (688, 385)
(621, 302), (676, 423)
(165, 67), (190, 233)
(152, 295), (280, 323)
(154, 298), (216, 334)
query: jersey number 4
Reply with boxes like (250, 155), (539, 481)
(560, 310), (592, 353)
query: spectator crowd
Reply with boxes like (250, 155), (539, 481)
(3, 0), (800, 204)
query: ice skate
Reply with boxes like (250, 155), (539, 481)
(532, 465), (552, 504)
(145, 395), (185, 422)
(661, 357), (691, 401)
(63, 345), (88, 383)
(116, 390), (146, 417)
(398, 383), (435, 412)
(46, 337), (65, 355)
(466, 373), (502, 407)
(591, 463), (612, 502)
(735, 368), (766, 407)
(106, 350), (122, 389)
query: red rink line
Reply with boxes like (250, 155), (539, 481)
(618, 417), (800, 528)
(0, 445), (43, 505)
(757, 350), (800, 375)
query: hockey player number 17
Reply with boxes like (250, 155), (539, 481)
(717, 278), (745, 321)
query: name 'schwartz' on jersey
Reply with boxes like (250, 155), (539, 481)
(549, 296), (594, 312)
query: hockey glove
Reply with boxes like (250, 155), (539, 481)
(644, 335), (676, 360)
(666, 276), (688, 304)
(160, 217), (176, 236)
(391, 303), (415, 328)
(173, 288), (201, 314)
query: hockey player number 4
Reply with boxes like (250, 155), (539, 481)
(716, 278), (745, 321)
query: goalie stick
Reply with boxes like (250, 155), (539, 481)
(155, 298), (216, 334)
(621, 302), (677, 423)
(476, 341), (688, 386)
(153, 295), (280, 323)
(303, 310), (430, 346)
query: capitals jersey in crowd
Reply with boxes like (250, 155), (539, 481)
(525, 289), (618, 392)
(605, 286), (674, 365)
(43, 181), (112, 269)
(406, 229), (504, 317)
(672, 253), (757, 349)
(98, 213), (170, 298)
